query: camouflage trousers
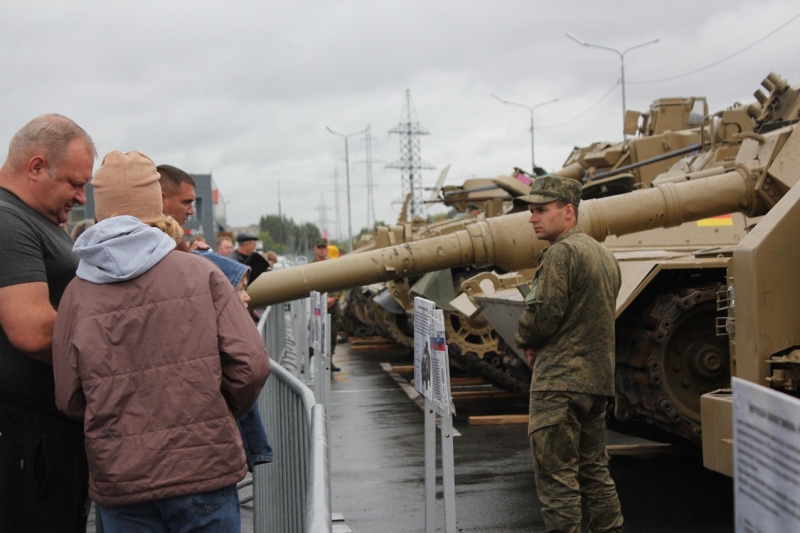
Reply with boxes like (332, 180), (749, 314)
(329, 301), (341, 355)
(529, 391), (624, 533)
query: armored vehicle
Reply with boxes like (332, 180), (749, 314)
(557, 95), (706, 199)
(249, 73), (800, 475)
(341, 172), (530, 359)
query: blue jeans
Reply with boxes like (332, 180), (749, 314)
(97, 484), (240, 533)
(236, 403), (273, 472)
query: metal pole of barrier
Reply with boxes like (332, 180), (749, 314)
(290, 299), (304, 377)
(424, 398), (436, 533)
(255, 359), (315, 533)
(286, 300), (299, 373)
(299, 298), (310, 381)
(324, 313), (332, 472)
(252, 301), (332, 533)
(314, 344), (322, 403)
(441, 416), (457, 533)
(305, 404), (332, 533)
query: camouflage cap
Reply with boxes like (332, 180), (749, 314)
(314, 237), (328, 247)
(512, 176), (581, 208)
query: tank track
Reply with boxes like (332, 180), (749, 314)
(341, 288), (383, 339)
(614, 283), (730, 443)
(448, 341), (531, 395)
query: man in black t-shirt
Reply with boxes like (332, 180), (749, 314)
(0, 114), (97, 532)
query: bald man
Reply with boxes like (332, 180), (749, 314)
(0, 114), (96, 532)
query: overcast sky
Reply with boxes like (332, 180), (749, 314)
(1, 1), (798, 237)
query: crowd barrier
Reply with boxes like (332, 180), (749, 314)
(251, 302), (332, 533)
(94, 301), (331, 533)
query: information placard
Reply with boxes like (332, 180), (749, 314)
(733, 377), (800, 533)
(414, 298), (436, 400)
(429, 310), (453, 418)
(309, 292), (319, 351)
(414, 298), (453, 418)
(309, 291), (328, 355)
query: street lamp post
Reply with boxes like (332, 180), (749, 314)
(326, 125), (367, 253)
(567, 32), (666, 139)
(492, 94), (559, 174)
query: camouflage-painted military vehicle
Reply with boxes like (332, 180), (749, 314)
(249, 73), (800, 475)
(462, 72), (800, 446)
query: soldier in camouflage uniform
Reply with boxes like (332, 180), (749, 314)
(513, 176), (624, 533)
(313, 237), (342, 370)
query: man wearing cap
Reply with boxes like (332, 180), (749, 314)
(312, 237), (342, 369)
(234, 232), (259, 264)
(513, 176), (624, 533)
(312, 236), (330, 262)
(0, 114), (96, 532)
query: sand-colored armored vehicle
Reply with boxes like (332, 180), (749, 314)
(566, 72), (798, 204)
(341, 173), (530, 358)
(343, 74), (792, 386)
(555, 95), (707, 200)
(249, 73), (800, 474)
(457, 73), (800, 451)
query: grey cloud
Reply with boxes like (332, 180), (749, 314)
(1, 0), (798, 231)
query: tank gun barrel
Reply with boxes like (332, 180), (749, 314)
(248, 169), (756, 307)
(588, 143), (702, 182)
(427, 195), (512, 204)
(443, 184), (503, 196)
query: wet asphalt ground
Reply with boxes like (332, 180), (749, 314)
(87, 339), (734, 532)
(329, 341), (734, 533)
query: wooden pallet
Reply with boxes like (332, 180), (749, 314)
(468, 414), (528, 425)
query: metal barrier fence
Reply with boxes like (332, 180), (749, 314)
(305, 404), (331, 532)
(252, 302), (332, 533)
(95, 302), (330, 533)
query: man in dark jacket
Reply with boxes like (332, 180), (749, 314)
(0, 114), (96, 532)
(234, 232), (259, 263)
(514, 176), (624, 533)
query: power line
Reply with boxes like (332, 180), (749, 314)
(538, 80), (620, 129)
(355, 126), (378, 228)
(315, 193), (330, 238)
(531, 129), (577, 145)
(332, 167), (343, 242)
(628, 11), (800, 84)
(215, 159), (339, 182)
(387, 89), (436, 219)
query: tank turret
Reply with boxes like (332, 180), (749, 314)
(249, 160), (778, 307)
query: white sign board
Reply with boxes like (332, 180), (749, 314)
(428, 310), (453, 418)
(320, 292), (328, 356)
(733, 377), (800, 533)
(309, 291), (327, 355)
(309, 292), (318, 351)
(414, 297), (436, 399)
(414, 297), (453, 418)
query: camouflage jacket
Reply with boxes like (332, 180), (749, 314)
(312, 256), (342, 320)
(514, 226), (620, 396)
